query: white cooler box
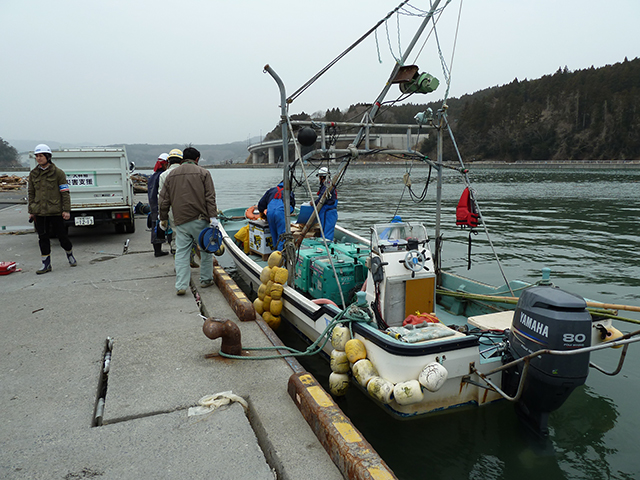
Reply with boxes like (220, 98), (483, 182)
(249, 219), (274, 257)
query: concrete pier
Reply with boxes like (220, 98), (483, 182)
(0, 194), (394, 479)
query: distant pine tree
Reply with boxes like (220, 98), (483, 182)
(0, 138), (20, 167)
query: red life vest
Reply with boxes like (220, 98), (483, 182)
(456, 187), (479, 228)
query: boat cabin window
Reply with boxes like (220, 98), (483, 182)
(371, 222), (429, 254)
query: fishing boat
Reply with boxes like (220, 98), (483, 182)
(217, 0), (640, 435)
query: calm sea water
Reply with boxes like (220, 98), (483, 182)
(211, 165), (640, 480)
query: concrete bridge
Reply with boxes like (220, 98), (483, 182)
(246, 132), (427, 165)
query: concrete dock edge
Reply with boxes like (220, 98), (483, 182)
(288, 372), (397, 480)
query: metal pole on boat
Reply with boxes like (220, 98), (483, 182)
(264, 64), (292, 236)
(435, 113), (443, 282)
(352, 0), (443, 147)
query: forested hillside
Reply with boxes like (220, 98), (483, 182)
(426, 57), (640, 161)
(0, 139), (20, 167)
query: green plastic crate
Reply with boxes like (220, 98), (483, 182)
(308, 254), (364, 305)
(294, 247), (328, 292)
(331, 242), (370, 271)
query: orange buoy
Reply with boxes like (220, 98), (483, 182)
(245, 205), (260, 220)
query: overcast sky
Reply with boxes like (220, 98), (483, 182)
(2, 0), (639, 150)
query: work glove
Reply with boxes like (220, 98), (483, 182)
(159, 220), (168, 231)
(210, 217), (219, 228)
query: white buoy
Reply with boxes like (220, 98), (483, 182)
(393, 380), (424, 405)
(330, 324), (351, 351)
(418, 362), (449, 392)
(367, 376), (394, 404)
(329, 372), (350, 396)
(351, 359), (378, 387)
(330, 350), (350, 374)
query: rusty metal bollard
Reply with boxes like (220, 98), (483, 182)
(203, 318), (242, 356)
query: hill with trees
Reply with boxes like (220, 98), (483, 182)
(419, 57), (640, 161)
(0, 139), (20, 168)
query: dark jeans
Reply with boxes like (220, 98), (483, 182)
(34, 216), (73, 256)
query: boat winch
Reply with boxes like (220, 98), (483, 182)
(503, 286), (592, 436)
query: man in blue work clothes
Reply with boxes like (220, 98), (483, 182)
(258, 181), (295, 251)
(316, 167), (338, 241)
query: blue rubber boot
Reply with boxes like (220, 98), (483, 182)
(66, 250), (77, 267)
(36, 255), (52, 274)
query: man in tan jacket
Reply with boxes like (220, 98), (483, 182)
(158, 146), (218, 295)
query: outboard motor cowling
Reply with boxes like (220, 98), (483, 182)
(503, 286), (592, 435)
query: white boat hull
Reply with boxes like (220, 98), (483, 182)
(220, 221), (505, 418)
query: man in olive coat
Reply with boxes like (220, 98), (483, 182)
(28, 144), (77, 274)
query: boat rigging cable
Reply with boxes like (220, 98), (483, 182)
(286, 0), (412, 104)
(377, 0), (512, 292)
(288, 0), (451, 108)
(283, 114), (350, 308)
(443, 115), (514, 295)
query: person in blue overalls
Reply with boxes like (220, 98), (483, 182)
(316, 167), (338, 241)
(258, 181), (295, 251)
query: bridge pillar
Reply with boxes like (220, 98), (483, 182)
(268, 147), (275, 164)
(252, 152), (259, 164)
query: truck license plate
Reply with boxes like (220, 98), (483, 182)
(75, 216), (94, 226)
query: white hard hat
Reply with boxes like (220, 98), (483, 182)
(317, 167), (329, 176)
(158, 153), (169, 161)
(34, 144), (52, 155)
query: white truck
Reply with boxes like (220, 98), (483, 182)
(29, 147), (137, 233)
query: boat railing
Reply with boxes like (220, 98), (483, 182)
(289, 119), (435, 156)
(467, 329), (640, 402)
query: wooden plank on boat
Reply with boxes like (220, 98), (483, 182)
(468, 310), (514, 331)
(291, 223), (320, 240)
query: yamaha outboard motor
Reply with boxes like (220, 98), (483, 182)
(503, 286), (592, 435)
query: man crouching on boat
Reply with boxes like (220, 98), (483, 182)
(158, 146), (218, 296)
(258, 181), (295, 251)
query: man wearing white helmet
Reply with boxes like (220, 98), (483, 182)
(28, 144), (77, 274)
(315, 166), (338, 241)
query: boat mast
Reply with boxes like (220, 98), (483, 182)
(264, 64), (292, 235)
(435, 112), (443, 280)
(352, 0), (442, 147)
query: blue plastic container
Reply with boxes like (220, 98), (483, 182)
(297, 203), (314, 224)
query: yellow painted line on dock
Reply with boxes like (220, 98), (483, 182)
(367, 466), (397, 480)
(308, 385), (333, 407)
(334, 421), (363, 443)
